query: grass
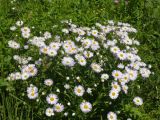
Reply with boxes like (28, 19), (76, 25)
(0, 0), (160, 119)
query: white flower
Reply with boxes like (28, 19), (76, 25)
(133, 97), (143, 106)
(91, 40), (100, 51)
(46, 94), (58, 105)
(62, 28), (69, 34)
(82, 39), (92, 49)
(44, 31), (52, 39)
(110, 46), (120, 54)
(107, 111), (117, 120)
(112, 70), (122, 80)
(91, 30), (98, 37)
(16, 20), (23, 26)
(120, 73), (130, 84)
(122, 85), (128, 94)
(45, 108), (54, 117)
(21, 64), (37, 77)
(21, 72), (30, 80)
(80, 101), (92, 113)
(49, 42), (61, 50)
(47, 49), (57, 57)
(91, 63), (103, 73)
(101, 73), (109, 80)
(111, 82), (121, 92)
(117, 63), (124, 69)
(75, 55), (87, 66)
(64, 112), (68, 116)
(27, 85), (38, 93)
(126, 69), (138, 81)
(67, 102), (71, 106)
(83, 51), (93, 58)
(8, 40), (20, 49)
(44, 79), (53, 86)
(15, 72), (21, 80)
(54, 103), (64, 112)
(10, 26), (17, 31)
(27, 91), (38, 99)
(62, 57), (75, 67)
(77, 29), (85, 36)
(117, 51), (126, 60)
(21, 27), (30, 33)
(64, 84), (70, 89)
(109, 89), (119, 99)
(72, 113), (75, 116)
(139, 68), (151, 78)
(74, 85), (85, 96)
(22, 32), (30, 38)
(86, 88), (92, 94)
(40, 46), (49, 54)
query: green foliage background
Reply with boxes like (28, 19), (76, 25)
(0, 0), (160, 120)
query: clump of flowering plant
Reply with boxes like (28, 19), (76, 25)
(7, 20), (152, 119)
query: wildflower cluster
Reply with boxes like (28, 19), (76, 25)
(7, 20), (152, 119)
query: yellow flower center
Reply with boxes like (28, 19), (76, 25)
(50, 97), (54, 101)
(77, 88), (81, 93)
(84, 104), (89, 109)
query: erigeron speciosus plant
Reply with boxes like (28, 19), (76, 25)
(7, 19), (151, 119)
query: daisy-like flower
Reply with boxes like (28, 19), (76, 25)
(21, 27), (30, 33)
(22, 31), (30, 39)
(122, 84), (128, 94)
(45, 108), (54, 117)
(91, 40), (100, 51)
(109, 89), (119, 99)
(21, 72), (30, 80)
(44, 79), (53, 86)
(126, 69), (138, 81)
(22, 64), (38, 77)
(82, 39), (92, 49)
(77, 28), (85, 36)
(76, 55), (87, 66)
(27, 85), (38, 93)
(111, 82), (121, 92)
(64, 84), (70, 89)
(46, 93), (58, 105)
(117, 63), (124, 69)
(86, 88), (92, 94)
(80, 101), (92, 113)
(139, 68), (151, 78)
(27, 91), (38, 99)
(91, 29), (98, 37)
(83, 51), (93, 58)
(54, 103), (64, 112)
(101, 73), (109, 80)
(40, 46), (50, 54)
(117, 51), (126, 60)
(44, 31), (52, 39)
(47, 49), (57, 57)
(112, 70), (122, 80)
(10, 26), (17, 31)
(62, 56), (75, 67)
(49, 42), (61, 50)
(16, 20), (23, 26)
(15, 72), (21, 80)
(74, 85), (85, 96)
(62, 28), (69, 34)
(127, 53), (135, 61)
(110, 46), (120, 54)
(133, 97), (143, 106)
(91, 63), (103, 73)
(8, 40), (20, 49)
(107, 111), (117, 120)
